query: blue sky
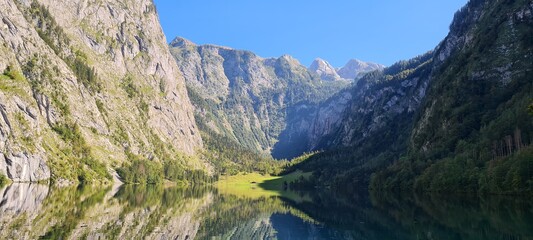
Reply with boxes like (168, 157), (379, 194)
(154, 0), (468, 67)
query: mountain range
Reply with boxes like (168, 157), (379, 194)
(0, 0), (531, 194)
(288, 0), (533, 193)
(170, 37), (350, 157)
(309, 58), (384, 82)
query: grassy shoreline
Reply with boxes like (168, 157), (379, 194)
(215, 171), (312, 201)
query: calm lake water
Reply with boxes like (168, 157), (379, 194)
(0, 183), (532, 240)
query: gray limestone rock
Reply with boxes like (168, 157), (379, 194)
(171, 38), (350, 156)
(2, 152), (50, 182)
(309, 58), (342, 81)
(337, 59), (384, 80)
(0, 0), (204, 183)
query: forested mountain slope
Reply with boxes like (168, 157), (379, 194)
(1, 0), (530, 194)
(375, 0), (533, 193)
(291, 0), (533, 194)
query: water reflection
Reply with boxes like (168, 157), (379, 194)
(0, 183), (49, 214)
(369, 192), (533, 240)
(0, 184), (50, 239)
(0, 183), (531, 240)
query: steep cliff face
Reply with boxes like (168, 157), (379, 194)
(278, 52), (434, 159)
(296, 0), (490, 158)
(410, 0), (533, 154)
(314, 52), (435, 150)
(304, 2), (483, 150)
(386, 0), (533, 192)
(272, 87), (354, 159)
(0, 0), (202, 183)
(170, 37), (349, 156)
(292, 0), (533, 193)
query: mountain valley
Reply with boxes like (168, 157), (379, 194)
(1, 0), (532, 239)
(0, 0), (531, 196)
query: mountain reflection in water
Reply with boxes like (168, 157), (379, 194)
(0, 183), (531, 239)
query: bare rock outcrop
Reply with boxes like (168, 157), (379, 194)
(0, 0), (203, 183)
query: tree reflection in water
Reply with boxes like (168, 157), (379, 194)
(0, 183), (531, 239)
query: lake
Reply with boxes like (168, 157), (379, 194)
(0, 183), (532, 239)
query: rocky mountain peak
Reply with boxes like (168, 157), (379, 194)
(170, 42), (349, 156)
(308, 58), (384, 81)
(337, 59), (384, 80)
(309, 58), (342, 81)
(170, 37), (197, 48)
(279, 54), (298, 62)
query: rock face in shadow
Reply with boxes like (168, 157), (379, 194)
(171, 38), (349, 157)
(171, 37), (386, 159)
(286, 0), (533, 193)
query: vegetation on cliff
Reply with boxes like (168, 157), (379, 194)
(288, 0), (533, 194)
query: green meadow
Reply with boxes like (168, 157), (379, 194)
(215, 171), (313, 202)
